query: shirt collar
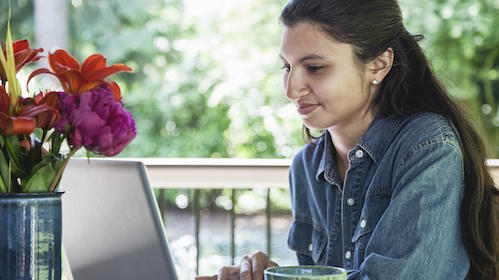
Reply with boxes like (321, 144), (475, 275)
(315, 129), (342, 185)
(357, 113), (399, 164)
(315, 113), (400, 182)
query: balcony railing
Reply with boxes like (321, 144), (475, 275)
(130, 157), (499, 276)
(137, 157), (291, 275)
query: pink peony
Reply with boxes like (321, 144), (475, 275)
(55, 85), (136, 156)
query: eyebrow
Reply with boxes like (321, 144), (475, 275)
(279, 54), (328, 63)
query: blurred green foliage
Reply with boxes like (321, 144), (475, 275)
(401, 0), (499, 155)
(64, 0), (301, 159)
(2, 0), (497, 159)
(1, 0), (498, 213)
(155, 187), (291, 214)
(0, 0), (34, 41)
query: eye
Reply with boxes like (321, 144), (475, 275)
(308, 66), (324, 73)
(281, 65), (290, 72)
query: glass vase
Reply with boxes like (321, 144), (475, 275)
(0, 191), (64, 280)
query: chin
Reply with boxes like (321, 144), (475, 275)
(302, 122), (327, 131)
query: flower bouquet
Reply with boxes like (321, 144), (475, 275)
(0, 23), (136, 193)
(0, 11), (136, 279)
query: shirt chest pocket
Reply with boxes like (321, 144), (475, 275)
(351, 187), (391, 264)
(288, 220), (328, 265)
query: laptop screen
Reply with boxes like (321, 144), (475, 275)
(60, 158), (179, 280)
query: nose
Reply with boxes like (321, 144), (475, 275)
(284, 69), (308, 101)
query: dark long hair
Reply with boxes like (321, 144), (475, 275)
(280, 0), (499, 279)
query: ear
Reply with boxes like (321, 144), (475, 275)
(370, 47), (394, 84)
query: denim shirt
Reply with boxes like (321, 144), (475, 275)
(287, 112), (470, 279)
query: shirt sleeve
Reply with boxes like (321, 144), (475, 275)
(347, 140), (470, 280)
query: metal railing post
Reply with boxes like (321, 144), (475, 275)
(266, 188), (271, 258)
(194, 189), (201, 275)
(230, 189), (236, 265)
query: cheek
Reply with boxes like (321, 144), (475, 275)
(342, 70), (371, 99)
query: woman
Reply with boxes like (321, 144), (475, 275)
(199, 0), (499, 279)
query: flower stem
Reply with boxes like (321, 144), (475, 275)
(48, 148), (76, 192)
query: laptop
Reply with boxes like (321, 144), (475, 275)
(60, 158), (179, 280)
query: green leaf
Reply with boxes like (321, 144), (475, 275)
(49, 130), (66, 155)
(0, 176), (6, 193)
(53, 156), (65, 173)
(0, 1), (21, 99)
(28, 154), (65, 192)
(24, 134), (43, 172)
(5, 135), (21, 166)
(0, 152), (9, 193)
(23, 173), (46, 192)
(23, 163), (56, 193)
(34, 128), (43, 144)
(30, 154), (63, 176)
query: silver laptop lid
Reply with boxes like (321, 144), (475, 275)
(60, 158), (178, 280)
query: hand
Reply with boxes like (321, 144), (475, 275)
(195, 251), (278, 280)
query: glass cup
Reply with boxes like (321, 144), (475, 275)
(264, 266), (347, 280)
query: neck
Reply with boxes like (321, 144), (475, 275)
(328, 111), (376, 181)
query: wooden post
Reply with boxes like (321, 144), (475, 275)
(33, 0), (69, 68)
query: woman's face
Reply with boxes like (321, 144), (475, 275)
(279, 23), (377, 133)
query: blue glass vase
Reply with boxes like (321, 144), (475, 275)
(0, 191), (64, 280)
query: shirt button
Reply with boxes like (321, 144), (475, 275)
(309, 243), (313, 252)
(345, 251), (351, 259)
(346, 198), (355, 206)
(360, 219), (367, 228)
(355, 150), (364, 158)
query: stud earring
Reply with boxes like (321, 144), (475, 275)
(372, 79), (379, 85)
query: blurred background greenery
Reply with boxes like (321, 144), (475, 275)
(2, 0), (498, 159)
(3, 0), (497, 213)
(2, 0), (498, 277)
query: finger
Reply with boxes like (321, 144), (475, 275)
(268, 259), (278, 268)
(218, 266), (241, 280)
(239, 254), (254, 280)
(250, 251), (270, 280)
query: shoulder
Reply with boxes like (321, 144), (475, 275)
(362, 112), (462, 166)
(390, 112), (461, 152)
(388, 112), (464, 173)
(397, 112), (458, 141)
(290, 136), (325, 174)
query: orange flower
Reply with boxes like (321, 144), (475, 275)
(0, 39), (43, 84)
(0, 86), (36, 136)
(0, 86), (60, 136)
(28, 91), (61, 131)
(28, 49), (132, 101)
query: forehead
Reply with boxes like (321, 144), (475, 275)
(279, 23), (355, 62)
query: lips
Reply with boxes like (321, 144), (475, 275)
(296, 103), (319, 115)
